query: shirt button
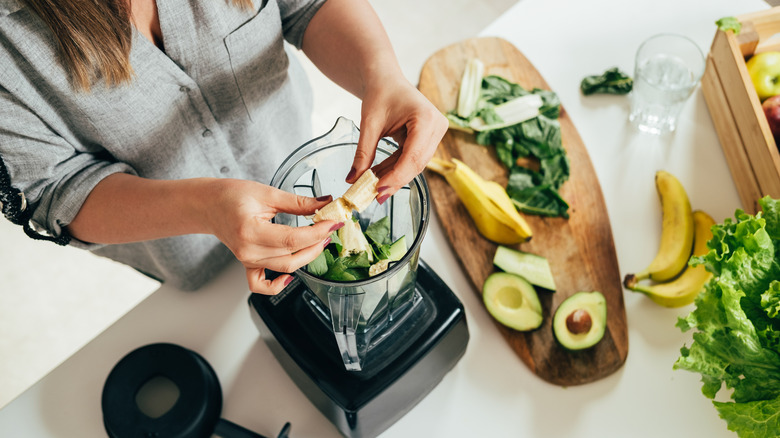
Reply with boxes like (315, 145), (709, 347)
(179, 86), (189, 92)
(202, 129), (212, 138)
(220, 166), (230, 174)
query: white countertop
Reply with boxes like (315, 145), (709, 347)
(0, 0), (772, 436)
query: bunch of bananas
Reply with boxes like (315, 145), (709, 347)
(623, 171), (715, 308)
(427, 157), (533, 244)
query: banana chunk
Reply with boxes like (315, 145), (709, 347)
(342, 169), (379, 212)
(338, 220), (373, 262)
(312, 197), (353, 223)
(312, 170), (379, 223)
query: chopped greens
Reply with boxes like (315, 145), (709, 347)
(447, 74), (570, 218)
(580, 67), (633, 96)
(674, 197), (780, 437)
(306, 216), (406, 281)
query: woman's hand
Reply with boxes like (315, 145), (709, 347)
(301, 0), (448, 202)
(203, 179), (342, 295)
(349, 75), (448, 203)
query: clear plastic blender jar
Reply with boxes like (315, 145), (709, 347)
(270, 118), (430, 372)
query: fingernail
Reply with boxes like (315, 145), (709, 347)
(377, 186), (390, 193)
(329, 222), (344, 232)
(377, 193), (391, 205)
(346, 167), (357, 182)
(322, 237), (332, 248)
(316, 195), (332, 202)
(283, 276), (294, 286)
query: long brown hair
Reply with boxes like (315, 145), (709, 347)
(21, 0), (253, 91)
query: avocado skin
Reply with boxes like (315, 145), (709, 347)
(552, 291), (607, 350)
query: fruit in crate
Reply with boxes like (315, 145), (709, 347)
(746, 51), (780, 102)
(761, 94), (780, 143)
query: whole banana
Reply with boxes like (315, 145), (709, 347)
(625, 210), (714, 307)
(626, 170), (694, 283)
(427, 157), (532, 244)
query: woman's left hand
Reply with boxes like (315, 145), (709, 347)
(348, 74), (448, 203)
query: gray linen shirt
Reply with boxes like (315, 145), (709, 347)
(0, 0), (327, 289)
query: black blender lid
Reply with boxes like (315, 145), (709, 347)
(249, 259), (466, 412)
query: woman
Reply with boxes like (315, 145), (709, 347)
(0, 0), (447, 294)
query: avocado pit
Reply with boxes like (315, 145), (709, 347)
(565, 309), (592, 334)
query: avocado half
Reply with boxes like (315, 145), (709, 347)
(552, 291), (607, 350)
(482, 272), (543, 331)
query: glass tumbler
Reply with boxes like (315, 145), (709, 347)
(629, 33), (705, 134)
(270, 117), (430, 372)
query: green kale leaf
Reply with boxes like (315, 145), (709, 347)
(580, 67), (633, 96)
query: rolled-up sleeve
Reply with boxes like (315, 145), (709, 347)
(277, 0), (327, 49)
(0, 86), (135, 248)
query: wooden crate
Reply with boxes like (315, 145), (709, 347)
(701, 7), (780, 214)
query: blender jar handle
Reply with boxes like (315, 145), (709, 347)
(327, 290), (365, 371)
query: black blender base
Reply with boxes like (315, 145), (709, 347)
(248, 260), (469, 438)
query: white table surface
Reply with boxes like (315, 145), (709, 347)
(0, 0), (772, 436)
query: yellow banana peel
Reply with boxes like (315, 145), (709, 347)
(625, 210), (715, 307)
(631, 170), (694, 283)
(427, 157), (532, 244)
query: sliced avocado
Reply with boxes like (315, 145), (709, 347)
(493, 246), (556, 291)
(552, 291), (607, 351)
(387, 235), (407, 261)
(482, 272), (543, 331)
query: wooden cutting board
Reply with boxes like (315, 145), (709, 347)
(418, 37), (628, 386)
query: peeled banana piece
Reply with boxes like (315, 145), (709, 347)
(426, 157), (532, 244)
(338, 220), (373, 262)
(312, 169), (378, 223)
(625, 210), (714, 307)
(312, 169), (379, 257)
(629, 170), (694, 283)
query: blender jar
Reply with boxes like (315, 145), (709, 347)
(270, 117), (430, 372)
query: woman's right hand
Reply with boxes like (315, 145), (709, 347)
(202, 178), (342, 295)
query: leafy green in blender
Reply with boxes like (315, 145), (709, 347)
(674, 196), (780, 437)
(307, 216), (407, 281)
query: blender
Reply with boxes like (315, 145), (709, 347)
(249, 118), (469, 438)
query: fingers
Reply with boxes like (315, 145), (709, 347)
(245, 234), (333, 295)
(349, 117), (382, 183)
(237, 220), (342, 263)
(245, 267), (293, 295)
(376, 113), (448, 199)
(267, 188), (333, 216)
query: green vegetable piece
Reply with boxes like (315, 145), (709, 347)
(580, 67), (633, 96)
(365, 216), (391, 246)
(714, 397), (780, 437)
(674, 197), (780, 437)
(342, 251), (371, 269)
(387, 235), (407, 261)
(493, 245), (556, 290)
(307, 250), (329, 277)
(716, 16), (742, 34)
(330, 231), (343, 254)
(446, 73), (569, 218)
